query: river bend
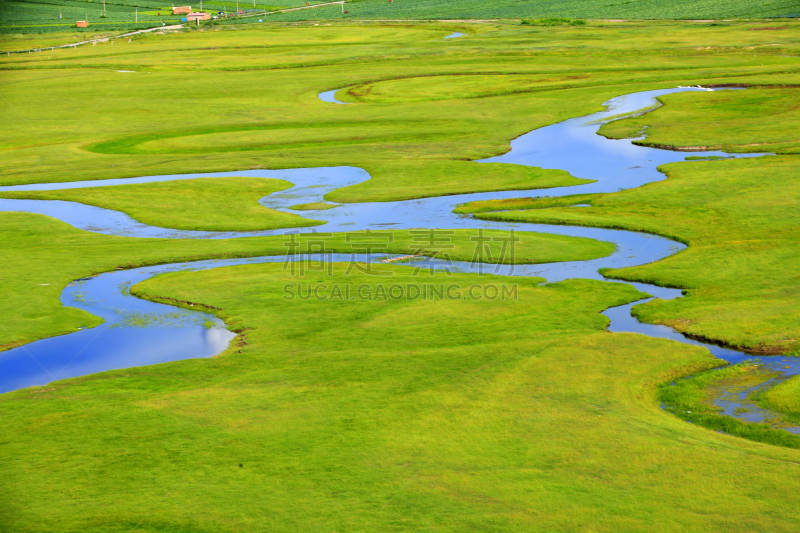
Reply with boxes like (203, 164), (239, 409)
(1, 87), (794, 434)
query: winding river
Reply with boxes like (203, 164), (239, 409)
(1, 87), (796, 434)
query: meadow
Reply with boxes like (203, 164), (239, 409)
(0, 177), (326, 231)
(761, 375), (800, 424)
(0, 212), (612, 351)
(598, 88), (800, 154)
(468, 89), (800, 356)
(1, 18), (800, 532)
(7, 260), (800, 532)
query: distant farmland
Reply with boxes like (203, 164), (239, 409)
(0, 0), (306, 34)
(2, 0), (798, 36)
(268, 0), (800, 21)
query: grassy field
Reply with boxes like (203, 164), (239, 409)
(0, 212), (612, 350)
(454, 194), (601, 214)
(599, 88), (800, 154)
(477, 155), (800, 355)
(2, 21), (800, 198)
(659, 362), (800, 448)
(6, 260), (800, 531)
(290, 201), (338, 210)
(760, 376), (800, 424)
(0, 177), (327, 231)
(2, 19), (800, 531)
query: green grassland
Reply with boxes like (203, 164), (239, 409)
(477, 154), (800, 355)
(0, 29), (116, 50)
(0, 176), (327, 231)
(2, 21), (800, 201)
(6, 260), (800, 531)
(760, 376), (800, 424)
(2, 19), (800, 531)
(289, 201), (339, 210)
(0, 212), (613, 350)
(658, 362), (800, 448)
(454, 194), (601, 214)
(598, 88), (800, 154)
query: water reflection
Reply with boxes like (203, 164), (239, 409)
(1, 86), (790, 435)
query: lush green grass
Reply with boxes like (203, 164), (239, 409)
(6, 259), (800, 531)
(760, 375), (800, 424)
(0, 177), (325, 231)
(658, 362), (800, 448)
(599, 87), (800, 154)
(2, 21), (800, 202)
(478, 155), (800, 355)
(454, 193), (600, 214)
(0, 29), (117, 50)
(2, 19), (800, 531)
(0, 212), (612, 350)
(342, 73), (608, 103)
(289, 201), (339, 210)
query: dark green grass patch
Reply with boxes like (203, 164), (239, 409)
(265, 0), (800, 21)
(659, 362), (800, 449)
(455, 194), (600, 214)
(760, 375), (800, 424)
(522, 18), (586, 27)
(289, 201), (339, 210)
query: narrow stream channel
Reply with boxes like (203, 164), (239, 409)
(1, 87), (794, 435)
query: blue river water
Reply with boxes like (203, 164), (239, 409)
(1, 86), (794, 434)
(318, 89), (348, 104)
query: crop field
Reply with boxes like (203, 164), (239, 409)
(3, 0), (800, 39)
(268, 0), (800, 21)
(1, 17), (800, 533)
